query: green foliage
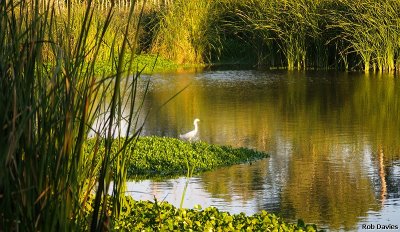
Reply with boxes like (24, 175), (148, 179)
(149, 0), (221, 64)
(34, 0), (400, 72)
(94, 54), (179, 75)
(0, 0), (143, 231)
(139, 0), (400, 71)
(85, 136), (269, 179)
(326, 0), (400, 72)
(102, 196), (319, 231)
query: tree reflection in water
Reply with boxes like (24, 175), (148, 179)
(131, 70), (400, 230)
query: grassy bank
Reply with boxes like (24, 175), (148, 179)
(25, 0), (400, 73)
(152, 0), (400, 72)
(94, 54), (180, 75)
(86, 136), (269, 179)
(87, 0), (400, 72)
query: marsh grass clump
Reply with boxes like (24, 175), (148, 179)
(149, 0), (221, 64)
(327, 0), (400, 72)
(85, 136), (269, 179)
(230, 0), (400, 71)
(139, 0), (400, 72)
(26, 0), (400, 72)
(0, 0), (145, 231)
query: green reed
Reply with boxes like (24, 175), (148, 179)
(232, 0), (400, 71)
(149, 0), (221, 64)
(234, 0), (324, 70)
(0, 0), (144, 231)
(327, 0), (400, 72)
(54, 0), (399, 71)
(57, 0), (399, 72)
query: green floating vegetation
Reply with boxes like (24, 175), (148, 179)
(86, 136), (269, 179)
(89, 196), (318, 231)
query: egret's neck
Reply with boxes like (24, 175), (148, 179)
(194, 121), (199, 131)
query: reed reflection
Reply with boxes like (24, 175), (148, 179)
(138, 70), (400, 230)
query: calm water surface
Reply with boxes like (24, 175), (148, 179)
(127, 70), (400, 231)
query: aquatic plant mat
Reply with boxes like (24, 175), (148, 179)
(86, 136), (269, 179)
(83, 196), (319, 231)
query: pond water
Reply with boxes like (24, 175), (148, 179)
(126, 69), (400, 231)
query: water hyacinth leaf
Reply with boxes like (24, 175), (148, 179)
(85, 136), (269, 179)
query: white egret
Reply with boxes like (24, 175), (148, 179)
(179, 118), (200, 141)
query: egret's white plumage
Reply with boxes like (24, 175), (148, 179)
(179, 118), (200, 141)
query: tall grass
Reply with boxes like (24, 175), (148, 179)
(150, 0), (221, 64)
(43, 0), (164, 11)
(328, 0), (400, 72)
(235, 0), (320, 70)
(235, 0), (400, 71)
(45, 0), (400, 72)
(140, 0), (400, 72)
(0, 0), (144, 231)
